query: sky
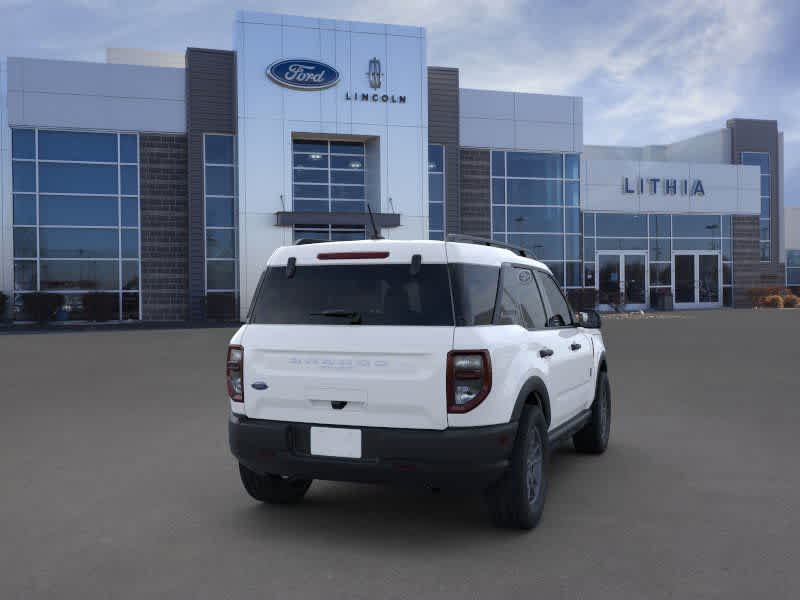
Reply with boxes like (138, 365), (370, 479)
(1, 0), (798, 205)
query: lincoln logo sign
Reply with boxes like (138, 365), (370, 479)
(623, 177), (705, 196)
(266, 59), (340, 90)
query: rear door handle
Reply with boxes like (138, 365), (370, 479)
(539, 348), (554, 358)
(570, 343), (582, 351)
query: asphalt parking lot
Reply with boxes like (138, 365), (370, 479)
(2, 309), (799, 599)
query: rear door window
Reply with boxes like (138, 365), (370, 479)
(495, 265), (547, 329)
(449, 263), (500, 326)
(249, 264), (453, 326)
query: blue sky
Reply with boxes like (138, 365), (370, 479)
(2, 0), (798, 204)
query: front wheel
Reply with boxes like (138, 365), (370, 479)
(573, 370), (611, 454)
(485, 404), (549, 530)
(238, 464), (312, 504)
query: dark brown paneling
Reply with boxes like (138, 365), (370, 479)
(459, 149), (491, 238)
(139, 134), (189, 321)
(428, 67), (460, 234)
(732, 215), (760, 307)
(186, 48), (237, 321)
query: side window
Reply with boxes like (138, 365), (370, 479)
(535, 271), (573, 327)
(449, 263), (500, 326)
(496, 266), (546, 329)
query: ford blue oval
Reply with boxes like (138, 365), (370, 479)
(267, 59), (340, 90)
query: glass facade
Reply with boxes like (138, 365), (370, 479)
(204, 134), (238, 304)
(11, 128), (141, 320)
(787, 250), (800, 288)
(584, 212), (734, 306)
(428, 144), (445, 240)
(742, 152), (770, 261)
(291, 139), (366, 241)
(491, 150), (581, 288)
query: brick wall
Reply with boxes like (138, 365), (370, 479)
(459, 149), (491, 238)
(428, 67), (461, 234)
(139, 134), (189, 321)
(732, 215), (760, 307)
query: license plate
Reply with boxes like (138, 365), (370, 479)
(310, 427), (362, 459)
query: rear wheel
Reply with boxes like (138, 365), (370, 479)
(573, 370), (611, 454)
(485, 404), (549, 530)
(238, 464), (312, 504)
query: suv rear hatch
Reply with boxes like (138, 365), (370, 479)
(241, 242), (454, 430)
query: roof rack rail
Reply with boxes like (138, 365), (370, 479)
(294, 238), (327, 245)
(446, 233), (537, 259)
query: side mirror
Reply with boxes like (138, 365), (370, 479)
(578, 310), (602, 329)
(546, 314), (565, 328)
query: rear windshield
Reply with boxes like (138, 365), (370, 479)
(249, 264), (454, 326)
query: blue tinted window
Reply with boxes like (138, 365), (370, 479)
(741, 152), (769, 174)
(205, 135), (234, 164)
(331, 201), (366, 212)
(491, 151), (505, 177)
(206, 197), (234, 227)
(583, 238), (594, 262)
(649, 214), (671, 237)
(122, 261), (139, 290)
(492, 179), (505, 205)
(206, 166), (234, 195)
(40, 260), (119, 291)
(293, 140), (328, 154)
(121, 165), (138, 195)
(331, 170), (364, 185)
(120, 135), (138, 163)
(760, 175), (770, 196)
(673, 238), (721, 251)
(759, 220), (770, 240)
(12, 129), (35, 159)
(38, 131), (117, 162)
(14, 261), (37, 291)
(294, 199), (328, 212)
(294, 153), (328, 168)
(507, 180), (562, 205)
(721, 215), (732, 237)
(13, 194), (36, 225)
(121, 198), (139, 227)
(39, 163), (118, 194)
(492, 207), (505, 232)
(566, 262), (582, 287)
(12, 161), (36, 192)
(722, 238), (732, 261)
(294, 184), (329, 200)
(760, 242), (770, 261)
(565, 154), (580, 179)
(428, 144), (444, 172)
(583, 213), (594, 236)
(121, 229), (139, 258)
(330, 141), (364, 155)
(565, 208), (580, 233)
(761, 197), (770, 218)
(331, 155), (363, 169)
(596, 238), (647, 251)
(507, 206), (563, 233)
(565, 181), (579, 206)
(507, 152), (562, 178)
(565, 235), (580, 260)
(207, 260), (236, 290)
(789, 269), (800, 285)
(294, 169), (328, 184)
(649, 238), (671, 261)
(673, 214), (721, 237)
(331, 185), (364, 200)
(508, 234), (564, 260)
(429, 203), (443, 231)
(13, 227), (37, 258)
(40, 195), (118, 226)
(39, 228), (118, 258)
(206, 229), (236, 258)
(595, 213), (647, 237)
(429, 173), (444, 204)
(787, 250), (800, 268)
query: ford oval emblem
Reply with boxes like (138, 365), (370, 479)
(267, 59), (340, 90)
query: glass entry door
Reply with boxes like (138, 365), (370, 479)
(597, 252), (648, 310)
(672, 252), (721, 308)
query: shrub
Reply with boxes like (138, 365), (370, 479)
(782, 294), (799, 308)
(83, 292), (118, 322)
(762, 295), (784, 309)
(21, 293), (65, 324)
(0, 292), (7, 322)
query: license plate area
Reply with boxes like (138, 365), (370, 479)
(310, 426), (362, 459)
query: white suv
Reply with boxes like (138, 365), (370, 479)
(227, 236), (610, 529)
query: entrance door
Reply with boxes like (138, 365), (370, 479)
(596, 252), (648, 311)
(672, 252), (721, 309)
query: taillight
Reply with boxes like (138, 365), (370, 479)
(227, 345), (244, 402)
(447, 350), (492, 413)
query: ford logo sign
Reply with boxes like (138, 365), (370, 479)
(267, 59), (340, 90)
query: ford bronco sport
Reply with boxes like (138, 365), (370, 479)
(228, 236), (610, 529)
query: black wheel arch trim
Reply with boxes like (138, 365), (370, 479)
(510, 377), (552, 426)
(597, 351), (608, 373)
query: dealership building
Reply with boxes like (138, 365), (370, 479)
(0, 11), (793, 322)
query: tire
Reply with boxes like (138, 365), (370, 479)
(238, 464), (312, 504)
(485, 404), (549, 530)
(573, 370), (611, 454)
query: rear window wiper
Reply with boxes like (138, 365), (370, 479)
(309, 309), (363, 324)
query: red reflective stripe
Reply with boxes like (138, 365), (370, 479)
(317, 252), (390, 260)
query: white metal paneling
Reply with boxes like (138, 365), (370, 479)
(6, 58), (185, 133)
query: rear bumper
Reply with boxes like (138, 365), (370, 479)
(229, 414), (518, 488)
